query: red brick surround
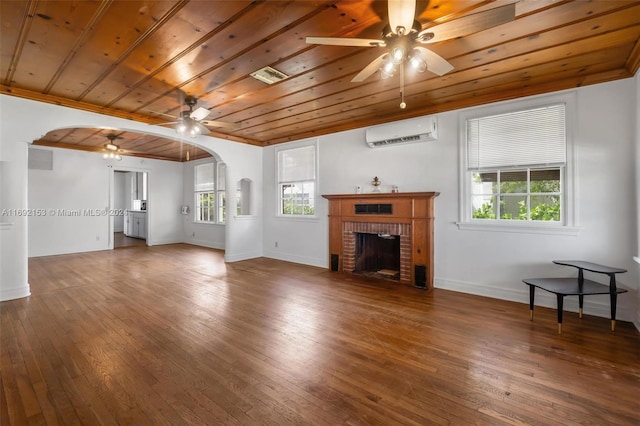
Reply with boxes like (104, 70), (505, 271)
(342, 222), (411, 282)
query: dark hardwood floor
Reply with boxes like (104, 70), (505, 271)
(2, 244), (638, 425)
(114, 231), (146, 248)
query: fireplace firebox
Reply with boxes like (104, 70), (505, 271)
(354, 232), (401, 279)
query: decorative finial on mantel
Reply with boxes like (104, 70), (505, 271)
(372, 176), (381, 192)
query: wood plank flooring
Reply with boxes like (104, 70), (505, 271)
(114, 232), (146, 248)
(2, 244), (639, 425)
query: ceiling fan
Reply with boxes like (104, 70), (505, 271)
(306, 0), (516, 108)
(161, 96), (239, 138)
(102, 133), (123, 161)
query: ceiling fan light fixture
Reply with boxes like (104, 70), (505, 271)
(391, 46), (406, 64)
(409, 50), (427, 73)
(381, 61), (396, 79)
(102, 134), (123, 160)
(103, 151), (121, 161)
(176, 117), (202, 138)
(176, 120), (188, 134)
(189, 125), (201, 138)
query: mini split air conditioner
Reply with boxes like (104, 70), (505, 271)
(365, 116), (438, 148)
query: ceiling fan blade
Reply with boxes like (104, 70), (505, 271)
(156, 120), (179, 125)
(418, 3), (516, 44)
(201, 120), (240, 129)
(414, 47), (454, 76)
(146, 109), (179, 119)
(351, 53), (389, 83)
(306, 36), (384, 48)
(190, 106), (210, 121)
(388, 0), (416, 35)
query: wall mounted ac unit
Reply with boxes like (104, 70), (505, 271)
(365, 116), (438, 148)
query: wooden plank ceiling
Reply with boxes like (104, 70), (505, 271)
(2, 0), (639, 162)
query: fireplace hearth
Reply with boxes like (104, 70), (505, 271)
(322, 192), (439, 289)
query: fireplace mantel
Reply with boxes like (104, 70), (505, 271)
(322, 192), (439, 289)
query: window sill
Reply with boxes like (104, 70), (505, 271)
(193, 221), (225, 226)
(233, 215), (258, 221)
(456, 221), (582, 236)
(275, 215), (320, 222)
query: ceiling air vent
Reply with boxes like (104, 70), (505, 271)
(250, 66), (289, 85)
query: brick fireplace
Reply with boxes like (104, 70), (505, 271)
(322, 192), (439, 289)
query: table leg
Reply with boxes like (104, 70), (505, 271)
(529, 285), (535, 320)
(578, 294), (584, 318)
(577, 268), (584, 319)
(556, 293), (564, 334)
(610, 292), (617, 332)
(609, 274), (618, 332)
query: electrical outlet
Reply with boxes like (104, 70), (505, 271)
(275, 241), (278, 248)
(192, 232), (195, 237)
(96, 235), (100, 241)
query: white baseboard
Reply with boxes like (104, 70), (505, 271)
(435, 277), (635, 323)
(29, 244), (108, 258)
(0, 283), (31, 301)
(147, 237), (184, 247)
(225, 250), (262, 263)
(185, 238), (224, 250)
(263, 250), (327, 269)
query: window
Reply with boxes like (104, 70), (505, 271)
(194, 161), (226, 224)
(277, 143), (317, 216)
(460, 98), (576, 232)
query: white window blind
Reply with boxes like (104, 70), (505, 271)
(278, 145), (316, 182)
(217, 163), (226, 190)
(195, 163), (214, 191)
(467, 103), (566, 170)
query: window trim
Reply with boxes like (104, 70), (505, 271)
(457, 92), (580, 235)
(275, 138), (319, 218)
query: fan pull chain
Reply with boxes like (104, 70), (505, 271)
(399, 62), (406, 109)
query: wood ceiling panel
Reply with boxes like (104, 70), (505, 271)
(108, 1), (320, 112)
(2, 0), (638, 153)
(6, 1), (103, 91)
(174, 1), (383, 112)
(34, 127), (212, 162)
(81, 1), (254, 107)
(436, 2), (637, 60)
(0, 1), (32, 82)
(49, 0), (181, 100)
(112, 1), (334, 117)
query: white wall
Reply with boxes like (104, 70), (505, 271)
(28, 147), (184, 257)
(0, 133), (29, 301)
(262, 78), (639, 322)
(262, 139), (328, 267)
